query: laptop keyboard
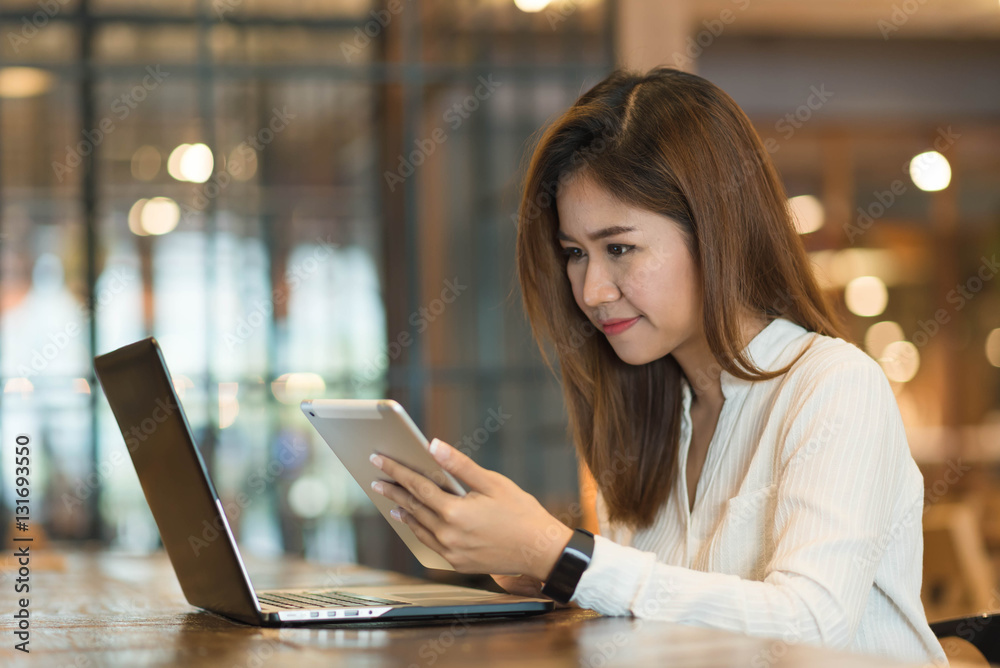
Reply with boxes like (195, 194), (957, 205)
(257, 590), (409, 610)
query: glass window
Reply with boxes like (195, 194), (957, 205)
(0, 1), (614, 576)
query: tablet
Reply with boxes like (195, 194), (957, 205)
(301, 399), (466, 571)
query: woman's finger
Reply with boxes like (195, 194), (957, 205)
(371, 453), (451, 514)
(491, 573), (544, 598)
(427, 439), (499, 494)
(394, 508), (450, 561)
(371, 479), (443, 531)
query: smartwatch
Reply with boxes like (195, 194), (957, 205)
(541, 528), (595, 604)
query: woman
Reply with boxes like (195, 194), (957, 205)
(369, 67), (946, 664)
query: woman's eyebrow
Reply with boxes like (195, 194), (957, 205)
(557, 225), (637, 242)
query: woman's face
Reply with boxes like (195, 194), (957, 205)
(556, 173), (702, 366)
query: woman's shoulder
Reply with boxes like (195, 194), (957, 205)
(776, 323), (890, 399)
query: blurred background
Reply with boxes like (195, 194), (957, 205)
(0, 0), (998, 625)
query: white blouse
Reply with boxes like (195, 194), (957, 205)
(571, 317), (947, 665)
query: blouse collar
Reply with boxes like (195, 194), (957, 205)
(718, 317), (809, 400)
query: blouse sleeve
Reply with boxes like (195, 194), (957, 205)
(570, 356), (918, 648)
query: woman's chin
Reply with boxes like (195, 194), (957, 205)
(608, 342), (658, 366)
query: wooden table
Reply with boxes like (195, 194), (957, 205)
(0, 548), (975, 667)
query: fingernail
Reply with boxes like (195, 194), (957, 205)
(429, 438), (446, 459)
(369, 453), (383, 468)
(371, 480), (383, 494)
(389, 508), (401, 521)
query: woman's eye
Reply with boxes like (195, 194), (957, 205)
(561, 247), (584, 261)
(607, 244), (634, 256)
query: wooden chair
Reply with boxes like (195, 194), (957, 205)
(930, 613), (1000, 664)
(923, 503), (996, 618)
(923, 503), (999, 664)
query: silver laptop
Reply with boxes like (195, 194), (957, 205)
(94, 337), (552, 626)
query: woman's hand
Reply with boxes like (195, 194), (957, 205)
(369, 438), (574, 581)
(490, 573), (544, 598)
(490, 574), (574, 608)
(490, 574), (543, 598)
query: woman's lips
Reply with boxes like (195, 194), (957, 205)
(600, 316), (641, 335)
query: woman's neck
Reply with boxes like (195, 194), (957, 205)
(674, 314), (769, 409)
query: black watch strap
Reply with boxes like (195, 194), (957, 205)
(541, 529), (595, 604)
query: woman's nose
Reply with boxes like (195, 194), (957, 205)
(582, 262), (620, 307)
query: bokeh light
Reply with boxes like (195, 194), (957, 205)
(514, 0), (551, 12)
(845, 275), (888, 317)
(271, 372), (326, 405)
(986, 328), (1000, 368)
(131, 145), (162, 181)
(288, 476), (330, 519)
(0, 67), (53, 98)
(788, 194), (825, 234)
(172, 374), (194, 399)
(179, 143), (214, 183)
(865, 320), (904, 359)
(227, 145), (258, 181)
(128, 199), (149, 236)
(218, 382), (239, 429)
(139, 197), (180, 235)
(167, 144), (190, 181)
(880, 340), (920, 383)
(909, 150), (951, 192)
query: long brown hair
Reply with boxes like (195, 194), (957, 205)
(515, 67), (846, 530)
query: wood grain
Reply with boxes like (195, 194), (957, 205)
(0, 549), (938, 667)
